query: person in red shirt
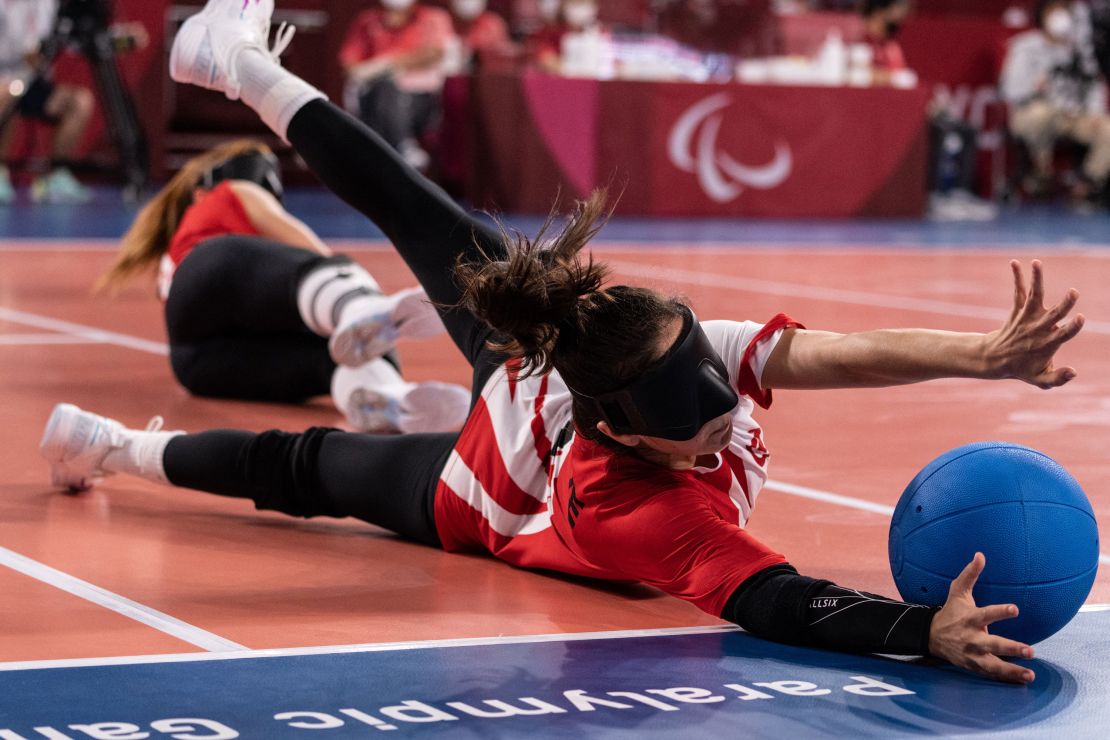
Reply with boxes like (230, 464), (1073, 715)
(527, 0), (606, 74)
(862, 0), (912, 83)
(95, 139), (470, 434)
(447, 0), (516, 71)
(46, 0), (1086, 686)
(338, 1), (458, 169)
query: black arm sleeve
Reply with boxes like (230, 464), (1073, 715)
(721, 564), (938, 656)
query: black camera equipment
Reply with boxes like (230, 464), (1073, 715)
(0, 0), (149, 198)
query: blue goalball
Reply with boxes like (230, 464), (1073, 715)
(889, 442), (1100, 645)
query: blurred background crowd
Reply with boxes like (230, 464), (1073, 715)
(4, 0), (1110, 221)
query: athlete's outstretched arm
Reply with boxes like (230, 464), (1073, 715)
(726, 553), (1035, 684)
(761, 260), (1084, 391)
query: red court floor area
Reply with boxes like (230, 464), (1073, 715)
(0, 243), (1106, 663)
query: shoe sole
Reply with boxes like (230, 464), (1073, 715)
(345, 383), (471, 434)
(395, 383), (472, 434)
(39, 403), (92, 492)
(170, 18), (216, 90)
(329, 316), (399, 368)
(392, 289), (445, 340)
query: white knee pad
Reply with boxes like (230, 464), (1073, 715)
(297, 261), (382, 336)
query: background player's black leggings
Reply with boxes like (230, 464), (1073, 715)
(163, 100), (510, 548)
(167, 236), (336, 402)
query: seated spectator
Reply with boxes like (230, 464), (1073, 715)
(1002, 0), (1110, 204)
(528, 0), (610, 76)
(446, 0), (515, 72)
(658, 0), (777, 58)
(339, 1), (457, 170)
(0, 0), (94, 204)
(863, 0), (996, 220)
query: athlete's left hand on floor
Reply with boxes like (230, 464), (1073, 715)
(928, 552), (1036, 684)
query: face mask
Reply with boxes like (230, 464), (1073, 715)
(1045, 8), (1073, 40)
(381, 0), (415, 12)
(539, 0), (561, 21)
(563, 3), (599, 29)
(453, 0), (486, 20)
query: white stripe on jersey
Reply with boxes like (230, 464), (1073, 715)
(476, 370), (575, 503)
(441, 450), (554, 538)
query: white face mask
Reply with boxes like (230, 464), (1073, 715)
(563, 2), (599, 29)
(453, 0), (486, 20)
(538, 0), (561, 21)
(381, 0), (415, 12)
(1045, 8), (1074, 40)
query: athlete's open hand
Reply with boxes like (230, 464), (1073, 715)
(928, 553), (1035, 684)
(983, 260), (1083, 389)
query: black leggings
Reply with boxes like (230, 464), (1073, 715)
(164, 100), (510, 547)
(166, 236), (336, 402)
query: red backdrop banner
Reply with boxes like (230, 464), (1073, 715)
(468, 74), (930, 218)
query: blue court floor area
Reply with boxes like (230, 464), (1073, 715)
(2, 607), (1106, 739)
(1, 187), (1109, 247)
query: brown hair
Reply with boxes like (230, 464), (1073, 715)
(455, 190), (686, 442)
(97, 139), (274, 293)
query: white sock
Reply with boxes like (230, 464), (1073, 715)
(297, 261), (383, 336)
(236, 47), (325, 141)
(102, 429), (183, 485)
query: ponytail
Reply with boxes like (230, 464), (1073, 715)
(454, 190), (686, 441)
(96, 139), (275, 293)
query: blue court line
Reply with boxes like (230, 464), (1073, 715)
(4, 188), (1110, 247)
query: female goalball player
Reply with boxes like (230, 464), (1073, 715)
(98, 138), (469, 434)
(42, 0), (1085, 684)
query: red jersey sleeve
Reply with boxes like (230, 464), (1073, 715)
(578, 479), (787, 617)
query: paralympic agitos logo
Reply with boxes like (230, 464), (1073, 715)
(667, 93), (793, 203)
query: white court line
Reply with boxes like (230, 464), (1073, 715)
(609, 262), (1110, 335)
(763, 480), (1110, 568)
(1, 607), (1108, 673)
(0, 546), (244, 652)
(0, 625), (739, 672)
(0, 307), (167, 356)
(0, 333), (102, 345)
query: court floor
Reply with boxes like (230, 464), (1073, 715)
(0, 202), (1107, 737)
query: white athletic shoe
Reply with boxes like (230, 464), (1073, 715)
(332, 363), (471, 434)
(169, 0), (294, 100)
(329, 287), (446, 368)
(345, 383), (472, 434)
(39, 404), (125, 491)
(39, 404), (174, 492)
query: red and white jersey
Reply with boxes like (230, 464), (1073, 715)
(157, 181), (261, 300)
(433, 313), (801, 617)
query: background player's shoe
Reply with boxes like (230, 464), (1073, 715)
(39, 404), (178, 491)
(170, 0), (293, 100)
(329, 287), (446, 368)
(332, 362), (471, 434)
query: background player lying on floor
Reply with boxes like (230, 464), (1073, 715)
(97, 139), (470, 434)
(43, 0), (1085, 687)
